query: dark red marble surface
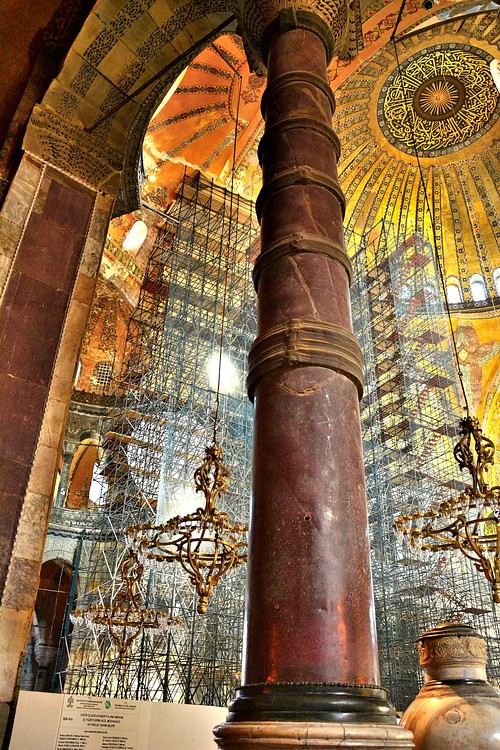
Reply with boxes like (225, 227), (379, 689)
(0, 172), (94, 596)
(243, 27), (380, 687)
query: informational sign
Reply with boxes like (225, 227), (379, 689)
(9, 692), (226, 750)
(55, 695), (150, 750)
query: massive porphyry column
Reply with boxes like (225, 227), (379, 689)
(215, 3), (413, 748)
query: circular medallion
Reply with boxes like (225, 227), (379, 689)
(379, 46), (499, 157)
(414, 75), (465, 120)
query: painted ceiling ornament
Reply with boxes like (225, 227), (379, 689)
(379, 45), (500, 157)
(25, 104), (123, 192)
(234, 0), (363, 74)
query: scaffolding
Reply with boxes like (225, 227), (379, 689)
(59, 173), (258, 704)
(39, 194), (500, 710)
(349, 222), (500, 710)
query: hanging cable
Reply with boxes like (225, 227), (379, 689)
(213, 70), (243, 444)
(390, 36), (471, 416)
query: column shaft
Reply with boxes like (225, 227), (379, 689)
(0, 157), (113, 704)
(216, 13), (414, 749)
(244, 26), (378, 689)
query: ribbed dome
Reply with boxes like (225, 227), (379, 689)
(334, 12), (500, 300)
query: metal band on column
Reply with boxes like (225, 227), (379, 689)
(258, 117), (341, 163)
(256, 166), (346, 221)
(253, 233), (352, 290)
(260, 71), (337, 117)
(247, 318), (364, 401)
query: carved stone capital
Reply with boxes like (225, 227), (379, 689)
(234, 1), (363, 73)
(24, 105), (123, 193)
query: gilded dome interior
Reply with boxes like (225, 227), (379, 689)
(132, 4), (500, 449)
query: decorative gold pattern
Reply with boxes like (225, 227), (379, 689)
(454, 415), (497, 495)
(415, 77), (463, 119)
(418, 634), (487, 668)
(334, 19), (500, 303)
(380, 47), (499, 156)
(127, 443), (247, 615)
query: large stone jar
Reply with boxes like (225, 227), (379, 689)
(401, 622), (500, 749)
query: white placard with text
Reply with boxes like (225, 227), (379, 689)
(10, 692), (226, 750)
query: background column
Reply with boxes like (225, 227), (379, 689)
(0, 129), (117, 715)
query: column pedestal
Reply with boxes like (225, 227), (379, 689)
(215, 722), (413, 749)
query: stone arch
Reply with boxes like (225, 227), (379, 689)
(66, 434), (104, 509)
(112, 9), (238, 215)
(24, 0), (236, 206)
(32, 558), (74, 691)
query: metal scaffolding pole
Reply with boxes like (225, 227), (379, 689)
(60, 172), (257, 704)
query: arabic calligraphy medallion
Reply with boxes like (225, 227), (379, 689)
(379, 46), (499, 157)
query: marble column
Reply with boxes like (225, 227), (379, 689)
(0, 104), (120, 709)
(215, 5), (413, 749)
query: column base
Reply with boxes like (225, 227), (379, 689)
(224, 683), (400, 724)
(214, 721), (414, 749)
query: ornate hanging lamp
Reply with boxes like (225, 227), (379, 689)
(127, 442), (247, 615)
(394, 415), (500, 603)
(126, 136), (248, 615)
(71, 549), (181, 662)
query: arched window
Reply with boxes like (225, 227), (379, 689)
(66, 436), (102, 509)
(92, 361), (113, 393)
(470, 273), (487, 302)
(122, 220), (147, 253)
(30, 560), (73, 690)
(446, 276), (463, 304)
(493, 268), (500, 297)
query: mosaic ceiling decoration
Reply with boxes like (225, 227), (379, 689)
(142, 34), (263, 208)
(92, 0), (499, 475)
(332, 12), (500, 297)
(379, 45), (499, 157)
(139, 10), (500, 305)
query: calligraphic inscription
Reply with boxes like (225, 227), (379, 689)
(379, 46), (499, 157)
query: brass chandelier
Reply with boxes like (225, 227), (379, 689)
(394, 415), (500, 603)
(71, 548), (181, 661)
(126, 167), (248, 615)
(126, 442), (248, 615)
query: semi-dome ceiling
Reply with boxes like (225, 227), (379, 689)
(142, 33), (264, 206)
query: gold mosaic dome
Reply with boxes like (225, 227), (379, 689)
(333, 12), (500, 305)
